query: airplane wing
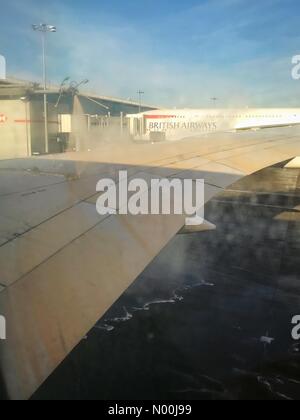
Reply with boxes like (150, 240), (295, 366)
(1, 126), (300, 400)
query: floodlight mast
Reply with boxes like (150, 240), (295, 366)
(32, 24), (57, 153)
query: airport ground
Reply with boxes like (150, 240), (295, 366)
(23, 162), (300, 400)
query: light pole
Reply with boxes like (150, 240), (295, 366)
(32, 23), (57, 154)
(211, 97), (218, 108)
(55, 77), (70, 108)
(137, 90), (144, 113)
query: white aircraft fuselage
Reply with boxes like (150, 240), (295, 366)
(127, 108), (300, 141)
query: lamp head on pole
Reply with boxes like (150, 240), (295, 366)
(68, 79), (90, 96)
(32, 24), (57, 33)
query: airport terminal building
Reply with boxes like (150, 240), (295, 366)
(0, 78), (155, 158)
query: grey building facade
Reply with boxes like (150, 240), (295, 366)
(0, 78), (156, 158)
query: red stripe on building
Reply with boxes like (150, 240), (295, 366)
(14, 120), (59, 124)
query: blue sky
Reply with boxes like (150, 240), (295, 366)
(1, 0), (300, 106)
